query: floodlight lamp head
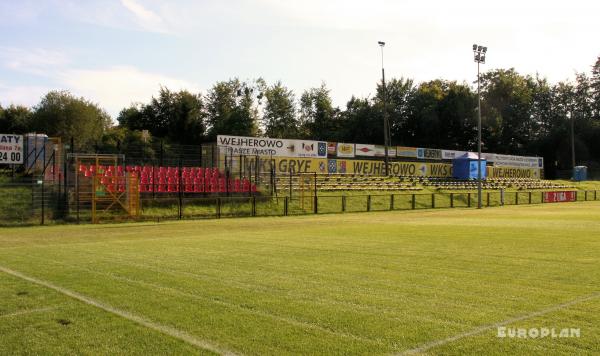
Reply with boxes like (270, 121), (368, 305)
(473, 44), (478, 51)
(378, 41), (385, 47)
(482, 46), (487, 53)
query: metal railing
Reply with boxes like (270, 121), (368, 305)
(1, 184), (597, 226)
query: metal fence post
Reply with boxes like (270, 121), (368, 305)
(528, 191), (532, 205)
(541, 191), (544, 203)
(468, 193), (471, 207)
(487, 192), (491, 207)
(252, 196), (256, 216)
(342, 195), (346, 212)
(216, 198), (221, 218)
(313, 173), (318, 214)
(390, 194), (394, 210)
(178, 160), (183, 220)
(284, 196), (288, 216)
(367, 195), (371, 212)
(431, 193), (435, 209)
(515, 192), (519, 205)
(41, 179), (45, 225)
(412, 194), (416, 210)
(450, 193), (454, 208)
(289, 169), (292, 199)
(500, 189), (505, 206)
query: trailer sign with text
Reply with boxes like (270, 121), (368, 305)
(0, 134), (24, 164)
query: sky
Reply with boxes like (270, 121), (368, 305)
(0, 0), (598, 119)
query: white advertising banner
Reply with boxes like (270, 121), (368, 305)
(336, 143), (355, 158)
(441, 150), (468, 160)
(491, 154), (543, 168)
(355, 144), (377, 157)
(374, 145), (386, 157)
(0, 134), (24, 164)
(217, 135), (327, 158)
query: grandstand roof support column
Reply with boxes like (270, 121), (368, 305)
(379, 41), (391, 176)
(473, 44), (487, 209)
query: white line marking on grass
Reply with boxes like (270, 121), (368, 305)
(396, 291), (600, 355)
(0, 265), (239, 356)
(0, 306), (56, 318)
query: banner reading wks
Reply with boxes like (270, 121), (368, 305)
(232, 156), (454, 177)
(217, 135), (327, 158)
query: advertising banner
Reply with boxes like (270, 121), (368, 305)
(417, 148), (442, 160)
(374, 145), (386, 157)
(396, 146), (418, 158)
(441, 150), (468, 160)
(0, 134), (24, 164)
(355, 144), (377, 157)
(327, 142), (337, 155)
(235, 156), (453, 176)
(491, 154), (543, 168)
(543, 191), (576, 203)
(217, 135), (327, 158)
(487, 166), (540, 179)
(336, 143), (355, 158)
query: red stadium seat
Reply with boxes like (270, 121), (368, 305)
(167, 176), (178, 192)
(193, 177), (204, 192)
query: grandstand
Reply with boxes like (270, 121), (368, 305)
(77, 164), (258, 194)
(273, 173), (574, 194)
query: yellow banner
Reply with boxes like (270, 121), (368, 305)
(487, 166), (540, 179)
(230, 156), (453, 177)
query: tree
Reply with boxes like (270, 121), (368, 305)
(206, 79), (259, 139)
(118, 88), (206, 144)
(31, 91), (111, 150)
(437, 82), (477, 150)
(591, 57), (600, 121)
(262, 82), (298, 138)
(299, 84), (339, 140)
(0, 104), (33, 133)
(375, 77), (415, 146)
(480, 69), (535, 154)
(339, 96), (380, 144)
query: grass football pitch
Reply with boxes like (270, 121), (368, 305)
(0, 202), (599, 355)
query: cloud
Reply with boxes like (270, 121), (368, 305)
(0, 82), (54, 108)
(119, 0), (169, 33)
(0, 47), (69, 76)
(59, 66), (200, 117)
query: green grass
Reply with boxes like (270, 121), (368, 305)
(1, 203), (599, 355)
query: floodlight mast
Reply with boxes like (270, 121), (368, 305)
(473, 43), (487, 209)
(379, 41), (390, 176)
